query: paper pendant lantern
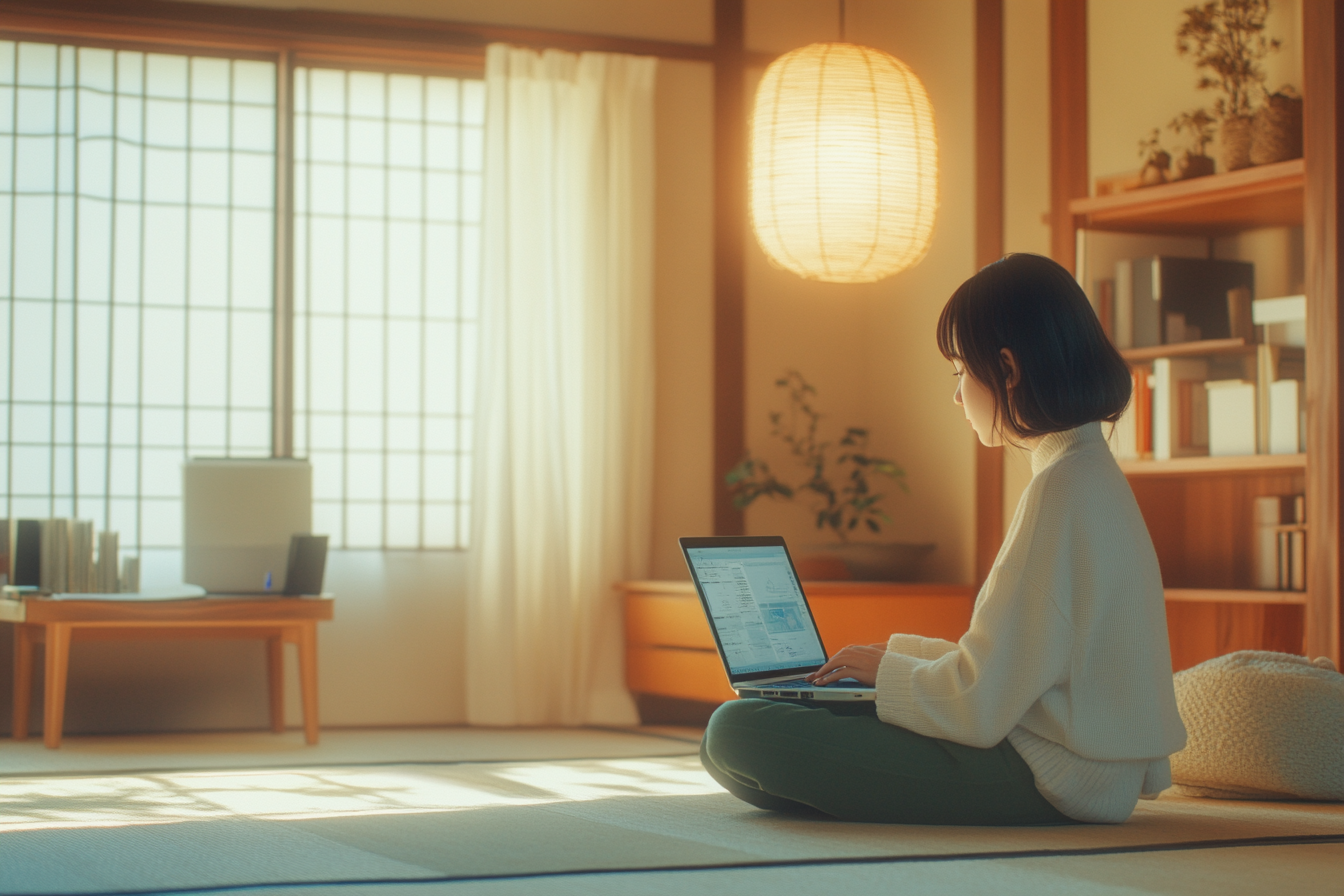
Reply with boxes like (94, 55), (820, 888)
(751, 42), (938, 284)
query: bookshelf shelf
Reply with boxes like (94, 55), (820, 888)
(1118, 453), (1307, 476)
(1119, 338), (1251, 362)
(1165, 588), (1307, 605)
(1069, 158), (1303, 235)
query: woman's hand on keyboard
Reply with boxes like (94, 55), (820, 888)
(805, 644), (885, 687)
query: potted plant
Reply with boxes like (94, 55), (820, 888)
(1137, 129), (1172, 186)
(1176, 0), (1280, 172)
(1168, 109), (1217, 180)
(726, 371), (932, 580)
(1250, 85), (1302, 164)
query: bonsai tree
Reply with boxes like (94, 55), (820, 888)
(725, 371), (907, 542)
(1176, 0), (1279, 121)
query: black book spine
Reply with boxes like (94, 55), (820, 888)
(13, 520), (41, 587)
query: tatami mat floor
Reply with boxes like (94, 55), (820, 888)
(2, 726), (1340, 896)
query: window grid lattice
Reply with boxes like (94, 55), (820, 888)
(292, 67), (482, 550)
(0, 40), (275, 559)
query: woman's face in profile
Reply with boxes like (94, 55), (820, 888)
(952, 361), (1000, 448)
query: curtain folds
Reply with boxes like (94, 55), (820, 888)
(466, 45), (656, 726)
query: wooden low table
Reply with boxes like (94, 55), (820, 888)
(620, 580), (976, 704)
(3, 594), (334, 749)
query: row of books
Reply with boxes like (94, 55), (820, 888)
(0, 519), (139, 594)
(1108, 350), (1306, 460)
(1095, 257), (1305, 350)
(1254, 495), (1306, 592)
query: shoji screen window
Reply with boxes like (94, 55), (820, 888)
(0, 41), (275, 572)
(293, 67), (481, 550)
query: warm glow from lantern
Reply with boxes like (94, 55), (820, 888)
(750, 42), (938, 284)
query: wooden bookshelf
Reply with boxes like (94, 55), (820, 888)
(1119, 338), (1251, 362)
(1069, 158), (1304, 235)
(1053, 4), (1339, 669)
(1164, 588), (1307, 605)
(1119, 453), (1307, 476)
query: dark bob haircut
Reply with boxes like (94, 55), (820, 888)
(936, 253), (1131, 441)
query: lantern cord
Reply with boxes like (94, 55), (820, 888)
(838, 0), (846, 41)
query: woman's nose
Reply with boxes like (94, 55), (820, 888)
(953, 384), (962, 405)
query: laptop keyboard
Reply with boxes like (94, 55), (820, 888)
(744, 678), (864, 689)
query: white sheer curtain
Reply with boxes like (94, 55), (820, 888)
(466, 45), (656, 726)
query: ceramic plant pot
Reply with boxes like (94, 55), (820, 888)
(1174, 152), (1215, 180)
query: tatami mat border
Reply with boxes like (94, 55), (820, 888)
(22, 833), (1344, 896)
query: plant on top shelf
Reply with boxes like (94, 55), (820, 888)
(1176, 0), (1280, 171)
(1167, 108), (1218, 180)
(1137, 129), (1172, 186)
(725, 371), (907, 542)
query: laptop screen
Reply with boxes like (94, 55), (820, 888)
(684, 542), (828, 678)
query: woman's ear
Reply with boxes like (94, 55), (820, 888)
(1000, 348), (1021, 391)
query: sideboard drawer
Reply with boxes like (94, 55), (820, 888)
(620, 581), (975, 704)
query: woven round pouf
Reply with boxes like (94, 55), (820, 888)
(1170, 650), (1344, 800)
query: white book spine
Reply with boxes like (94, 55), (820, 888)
(97, 531), (119, 593)
(1153, 358), (1173, 461)
(1290, 529), (1306, 591)
(121, 557), (139, 593)
(1269, 379), (1302, 454)
(1205, 380), (1258, 457)
(1252, 496), (1282, 590)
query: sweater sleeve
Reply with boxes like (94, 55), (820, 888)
(886, 633), (959, 660)
(875, 562), (1073, 749)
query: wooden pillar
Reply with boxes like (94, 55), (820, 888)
(713, 0), (747, 535)
(1302, 0), (1343, 664)
(975, 0), (1005, 584)
(1048, 0), (1087, 273)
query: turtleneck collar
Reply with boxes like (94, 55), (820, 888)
(1030, 421), (1105, 476)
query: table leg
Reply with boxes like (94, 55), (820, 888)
(13, 625), (33, 740)
(267, 636), (285, 733)
(296, 622), (320, 745)
(43, 623), (72, 750)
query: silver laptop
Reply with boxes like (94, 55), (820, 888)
(680, 535), (875, 701)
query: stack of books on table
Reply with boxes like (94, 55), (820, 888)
(1, 519), (136, 594)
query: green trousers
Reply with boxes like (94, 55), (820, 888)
(700, 698), (1073, 825)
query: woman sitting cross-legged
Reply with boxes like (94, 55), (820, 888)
(700, 253), (1188, 825)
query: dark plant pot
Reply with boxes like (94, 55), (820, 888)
(1174, 152), (1215, 181)
(798, 542), (935, 582)
(1220, 116), (1254, 172)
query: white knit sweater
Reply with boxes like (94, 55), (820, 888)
(875, 422), (1187, 823)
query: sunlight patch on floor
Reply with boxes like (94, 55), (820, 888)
(0, 756), (719, 832)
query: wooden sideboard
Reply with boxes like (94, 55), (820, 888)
(620, 580), (976, 704)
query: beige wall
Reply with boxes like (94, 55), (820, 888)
(2, 0), (988, 733)
(740, 0), (979, 585)
(1000, 0), (1051, 530)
